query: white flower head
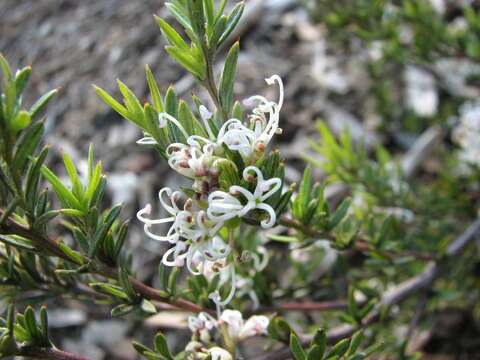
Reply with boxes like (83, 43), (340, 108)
(219, 309), (244, 339)
(208, 347), (233, 360)
(166, 142), (215, 179)
(136, 187), (189, 243)
(219, 310), (270, 340)
(207, 166), (281, 228)
(239, 315), (269, 339)
(220, 75), (284, 161)
(188, 312), (218, 344)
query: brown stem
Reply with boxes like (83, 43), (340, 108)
(271, 300), (347, 312)
(278, 216), (436, 261)
(256, 218), (480, 360)
(18, 347), (90, 360)
(0, 209), (212, 314)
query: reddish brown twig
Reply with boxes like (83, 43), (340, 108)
(0, 209), (211, 315)
(17, 347), (90, 360)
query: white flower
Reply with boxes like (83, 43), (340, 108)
(238, 315), (269, 339)
(137, 187), (188, 243)
(186, 236), (231, 276)
(208, 264), (236, 307)
(199, 105), (215, 140)
(188, 312), (217, 344)
(206, 191), (245, 222)
(219, 310), (244, 339)
(220, 75), (284, 161)
(219, 310), (269, 340)
(207, 166), (281, 228)
(166, 142), (215, 179)
(208, 347), (233, 360)
(185, 340), (203, 353)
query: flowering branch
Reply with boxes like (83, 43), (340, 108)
(0, 208), (210, 314)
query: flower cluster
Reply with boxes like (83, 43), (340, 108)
(136, 75), (284, 306)
(186, 310), (269, 359)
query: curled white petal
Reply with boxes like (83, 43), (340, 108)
(158, 113), (189, 140)
(208, 265), (236, 307)
(255, 202), (277, 228)
(199, 105), (215, 140)
(136, 136), (157, 145)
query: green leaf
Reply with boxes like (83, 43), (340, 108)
(13, 122), (44, 175)
(113, 221), (129, 259)
(41, 165), (82, 210)
(15, 66), (31, 95)
(145, 65), (164, 112)
(93, 85), (130, 120)
(73, 227), (89, 253)
(290, 333), (307, 360)
(25, 146), (48, 210)
(0, 234), (36, 251)
(311, 329), (327, 358)
(117, 80), (145, 126)
(165, 46), (205, 80)
(90, 204), (122, 257)
(216, 158), (240, 190)
(11, 110), (32, 134)
(0, 53), (13, 82)
(165, 2), (193, 34)
(204, 0), (215, 33)
(29, 89), (58, 119)
(307, 345), (321, 360)
(293, 166), (312, 221)
(187, 0), (205, 40)
(155, 17), (189, 51)
(167, 267), (180, 296)
(268, 235), (299, 243)
(90, 282), (130, 300)
(219, 41), (239, 116)
(328, 198), (351, 230)
(111, 304), (135, 317)
(347, 331), (364, 355)
(35, 209), (83, 227)
(216, 0), (228, 18)
(62, 152), (84, 201)
(326, 338), (350, 358)
(85, 161), (103, 206)
(348, 287), (359, 320)
(210, 15), (227, 47)
(141, 299), (157, 315)
(154, 333), (174, 359)
(39, 306), (49, 342)
(7, 304), (15, 334)
(131, 343), (152, 356)
(24, 307), (39, 340)
(218, 2), (244, 46)
(178, 100), (207, 137)
(58, 242), (86, 265)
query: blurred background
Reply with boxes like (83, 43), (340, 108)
(2, 0), (480, 358)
